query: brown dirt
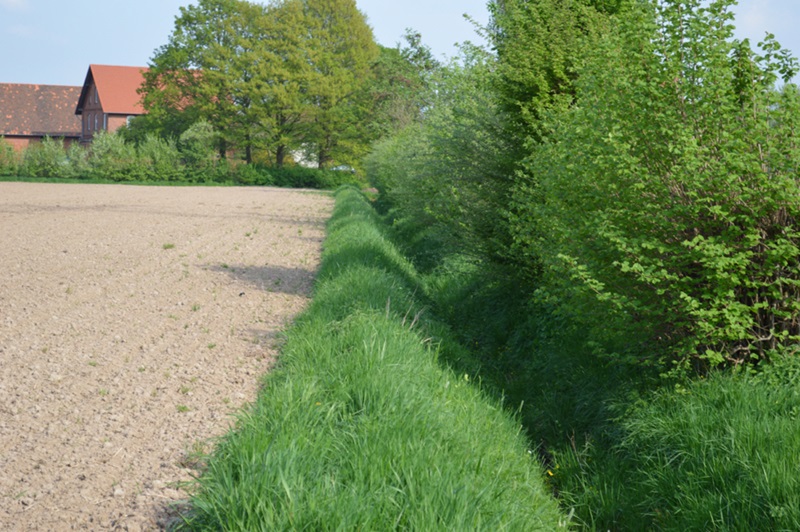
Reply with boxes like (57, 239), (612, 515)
(0, 183), (333, 530)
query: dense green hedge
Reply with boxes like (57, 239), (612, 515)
(0, 134), (363, 190)
(176, 187), (565, 530)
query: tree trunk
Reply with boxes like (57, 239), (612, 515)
(276, 145), (286, 168)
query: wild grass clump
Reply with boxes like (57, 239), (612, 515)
(559, 356), (800, 530)
(177, 187), (565, 530)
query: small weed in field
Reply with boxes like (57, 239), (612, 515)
(88, 360), (98, 367)
(163, 243), (175, 250)
(98, 388), (109, 396)
(179, 440), (209, 470)
(191, 304), (200, 312)
(207, 343), (216, 350)
(138, 366), (146, 373)
(168, 314), (179, 320)
(65, 286), (73, 295)
(221, 263), (229, 269)
(176, 405), (190, 413)
(180, 386), (191, 395)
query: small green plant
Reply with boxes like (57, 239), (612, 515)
(180, 386), (191, 395)
(88, 360), (98, 367)
(176, 404), (190, 413)
(207, 343), (216, 350)
(163, 243), (175, 250)
(98, 388), (109, 396)
(191, 304), (200, 312)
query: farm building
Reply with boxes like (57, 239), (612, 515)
(0, 83), (82, 151)
(75, 64), (148, 143)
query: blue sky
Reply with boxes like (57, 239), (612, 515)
(0, 0), (797, 86)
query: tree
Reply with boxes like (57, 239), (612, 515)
(142, 0), (378, 168)
(299, 0), (379, 168)
(367, 31), (441, 139)
(142, 0), (261, 161)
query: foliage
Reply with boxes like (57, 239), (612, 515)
(488, 0), (621, 150)
(64, 141), (90, 179)
(367, 46), (514, 261)
(367, 31), (440, 140)
(19, 136), (69, 178)
(0, 136), (19, 176)
(138, 134), (184, 181)
(513, 0), (800, 372)
(177, 188), (566, 530)
(143, 0), (378, 169)
(88, 131), (141, 181)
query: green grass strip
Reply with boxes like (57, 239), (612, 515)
(178, 187), (565, 530)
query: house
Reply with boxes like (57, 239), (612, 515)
(75, 64), (148, 143)
(0, 83), (83, 151)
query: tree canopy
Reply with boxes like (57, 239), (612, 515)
(141, 0), (378, 168)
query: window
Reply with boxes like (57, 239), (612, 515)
(94, 115), (98, 131)
(88, 113), (92, 131)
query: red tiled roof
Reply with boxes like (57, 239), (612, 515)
(76, 65), (148, 116)
(0, 83), (82, 137)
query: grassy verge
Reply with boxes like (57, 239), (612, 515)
(385, 215), (800, 530)
(176, 187), (565, 530)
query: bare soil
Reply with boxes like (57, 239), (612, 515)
(0, 183), (332, 530)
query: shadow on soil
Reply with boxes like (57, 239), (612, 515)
(204, 263), (317, 296)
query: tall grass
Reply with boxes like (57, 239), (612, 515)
(386, 207), (800, 530)
(598, 359), (800, 530)
(177, 187), (565, 530)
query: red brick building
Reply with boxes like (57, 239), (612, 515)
(0, 83), (83, 151)
(75, 64), (148, 143)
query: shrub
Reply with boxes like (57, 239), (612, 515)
(0, 136), (19, 176)
(514, 0), (800, 372)
(20, 136), (69, 178)
(63, 142), (90, 179)
(138, 134), (184, 181)
(179, 120), (218, 179)
(89, 131), (141, 181)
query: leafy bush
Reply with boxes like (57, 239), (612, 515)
(366, 47), (515, 261)
(89, 130), (141, 181)
(179, 119), (218, 179)
(0, 136), (19, 176)
(19, 136), (69, 177)
(514, 0), (800, 372)
(63, 142), (90, 179)
(138, 134), (184, 181)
